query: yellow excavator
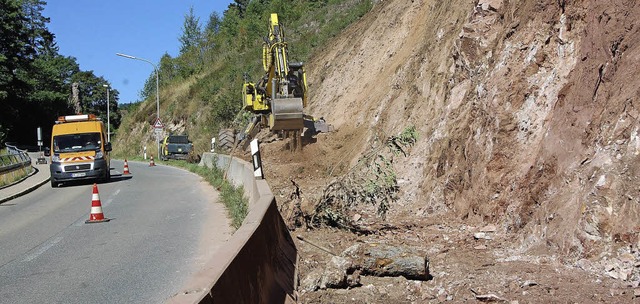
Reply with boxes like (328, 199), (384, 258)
(231, 13), (330, 152)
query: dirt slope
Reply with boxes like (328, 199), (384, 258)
(249, 0), (640, 302)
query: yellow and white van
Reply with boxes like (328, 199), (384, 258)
(49, 114), (111, 187)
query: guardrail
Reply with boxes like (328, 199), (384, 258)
(168, 152), (297, 304)
(5, 142), (27, 155)
(0, 144), (32, 188)
(0, 148), (31, 174)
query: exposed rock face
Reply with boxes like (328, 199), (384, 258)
(302, 0), (640, 262)
(255, 0), (640, 302)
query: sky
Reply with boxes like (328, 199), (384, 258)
(43, 1), (233, 105)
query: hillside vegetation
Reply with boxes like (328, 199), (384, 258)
(112, 0), (373, 157)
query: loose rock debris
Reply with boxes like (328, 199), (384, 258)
(255, 0), (640, 301)
(474, 293), (508, 302)
(299, 239), (430, 292)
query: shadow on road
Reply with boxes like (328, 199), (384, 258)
(52, 172), (133, 188)
(105, 174), (133, 184)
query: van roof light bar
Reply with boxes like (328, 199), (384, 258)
(56, 114), (99, 123)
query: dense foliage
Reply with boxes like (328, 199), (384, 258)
(117, 0), (373, 156)
(0, 0), (121, 146)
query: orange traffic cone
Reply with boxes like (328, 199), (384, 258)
(123, 159), (131, 174)
(85, 183), (110, 224)
(149, 155), (156, 167)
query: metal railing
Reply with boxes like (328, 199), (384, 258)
(1, 144), (31, 174)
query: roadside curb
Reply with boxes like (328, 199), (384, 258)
(0, 167), (50, 204)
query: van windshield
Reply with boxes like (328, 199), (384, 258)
(53, 133), (102, 153)
(167, 136), (189, 144)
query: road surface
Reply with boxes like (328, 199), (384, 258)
(0, 160), (232, 303)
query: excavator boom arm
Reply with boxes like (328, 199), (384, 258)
(235, 13), (331, 152)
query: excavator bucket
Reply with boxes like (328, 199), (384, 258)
(269, 97), (304, 131)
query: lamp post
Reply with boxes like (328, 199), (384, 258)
(116, 52), (161, 158)
(102, 84), (110, 142)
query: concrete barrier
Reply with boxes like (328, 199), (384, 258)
(167, 153), (297, 304)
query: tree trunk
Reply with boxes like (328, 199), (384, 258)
(71, 82), (81, 114)
(342, 243), (430, 280)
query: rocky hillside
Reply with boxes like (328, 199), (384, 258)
(252, 0), (640, 302)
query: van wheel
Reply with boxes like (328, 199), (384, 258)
(50, 179), (58, 188)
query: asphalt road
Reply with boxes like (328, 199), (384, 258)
(0, 160), (232, 303)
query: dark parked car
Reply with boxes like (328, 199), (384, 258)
(160, 135), (193, 160)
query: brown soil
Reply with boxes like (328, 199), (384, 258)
(238, 0), (640, 302)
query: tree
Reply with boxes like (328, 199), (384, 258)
(205, 11), (222, 37)
(0, 0), (60, 143)
(201, 11), (222, 63)
(158, 53), (177, 83)
(0, 0), (33, 101)
(29, 54), (78, 102)
(177, 7), (206, 78)
(71, 71), (103, 115)
(178, 6), (202, 54)
(218, 5), (242, 50)
(0, 0), (122, 145)
(21, 0), (55, 56)
(140, 53), (175, 100)
(229, 0), (250, 18)
(26, 53), (78, 125)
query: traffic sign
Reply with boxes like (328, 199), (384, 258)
(153, 118), (164, 129)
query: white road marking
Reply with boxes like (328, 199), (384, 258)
(22, 236), (63, 263)
(104, 189), (120, 207)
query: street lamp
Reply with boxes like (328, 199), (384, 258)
(102, 84), (110, 142)
(115, 53), (160, 120)
(116, 52), (161, 158)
